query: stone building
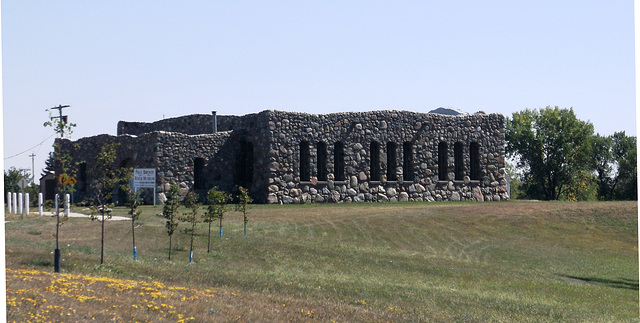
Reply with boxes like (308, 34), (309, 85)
(58, 109), (509, 204)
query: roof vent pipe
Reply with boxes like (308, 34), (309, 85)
(212, 111), (217, 133)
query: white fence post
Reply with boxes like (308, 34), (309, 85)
(18, 193), (23, 215)
(39, 193), (43, 217)
(7, 192), (12, 213)
(12, 193), (17, 214)
(65, 194), (70, 216)
(24, 193), (30, 216)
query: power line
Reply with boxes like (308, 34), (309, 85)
(4, 133), (55, 160)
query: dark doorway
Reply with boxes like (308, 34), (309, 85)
(194, 157), (206, 190)
(238, 140), (254, 188)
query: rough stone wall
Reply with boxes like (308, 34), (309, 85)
(57, 133), (159, 204)
(117, 113), (261, 136)
(61, 109), (507, 205)
(263, 110), (507, 203)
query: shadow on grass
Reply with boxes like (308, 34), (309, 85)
(560, 274), (639, 290)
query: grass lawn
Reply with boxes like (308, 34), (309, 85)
(5, 200), (638, 322)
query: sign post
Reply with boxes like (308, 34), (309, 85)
(133, 169), (157, 205)
(17, 178), (29, 219)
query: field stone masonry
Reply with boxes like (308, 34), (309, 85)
(57, 109), (509, 204)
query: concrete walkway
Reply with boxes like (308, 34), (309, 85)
(39, 211), (131, 221)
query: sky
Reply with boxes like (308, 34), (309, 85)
(1, 1), (636, 177)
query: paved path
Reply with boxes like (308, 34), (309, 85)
(38, 211), (131, 221)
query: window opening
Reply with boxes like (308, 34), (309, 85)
(386, 142), (397, 181)
(403, 142), (413, 181)
(454, 142), (464, 180)
(317, 141), (327, 181)
(334, 141), (345, 181)
(300, 141), (310, 181)
(470, 142), (480, 180)
(438, 142), (448, 181)
(370, 141), (380, 181)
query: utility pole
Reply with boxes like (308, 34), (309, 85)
(50, 104), (71, 138)
(29, 153), (36, 184)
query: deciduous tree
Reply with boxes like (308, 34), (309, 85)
(89, 142), (128, 265)
(163, 184), (181, 260)
(593, 132), (637, 200)
(181, 191), (200, 263)
(235, 186), (252, 236)
(204, 187), (230, 252)
(506, 106), (594, 200)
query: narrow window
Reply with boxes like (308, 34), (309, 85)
(334, 141), (345, 181)
(438, 142), (448, 181)
(470, 142), (480, 180)
(300, 141), (310, 181)
(370, 141), (380, 181)
(454, 142), (464, 180)
(194, 157), (205, 190)
(317, 141), (327, 181)
(386, 142), (397, 181)
(403, 142), (413, 181)
(238, 140), (254, 186)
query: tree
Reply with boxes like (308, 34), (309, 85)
(89, 142), (128, 265)
(121, 168), (142, 260)
(4, 167), (28, 194)
(44, 108), (78, 197)
(163, 184), (181, 260)
(235, 186), (253, 236)
(41, 152), (55, 178)
(593, 132), (637, 200)
(44, 108), (77, 273)
(204, 187), (230, 253)
(181, 191), (200, 263)
(506, 106), (594, 200)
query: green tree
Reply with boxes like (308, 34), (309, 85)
(593, 132), (637, 200)
(593, 133), (613, 199)
(163, 184), (181, 260)
(89, 142), (128, 265)
(181, 191), (200, 263)
(44, 107), (77, 272)
(4, 167), (28, 194)
(41, 152), (55, 178)
(506, 106), (594, 200)
(204, 187), (230, 252)
(235, 186), (252, 236)
(120, 168), (142, 260)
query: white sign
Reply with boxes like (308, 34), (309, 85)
(17, 178), (29, 189)
(133, 168), (156, 189)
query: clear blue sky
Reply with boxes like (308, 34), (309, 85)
(2, 1), (636, 176)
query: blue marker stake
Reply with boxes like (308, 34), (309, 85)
(244, 226), (247, 236)
(189, 250), (193, 264)
(133, 246), (137, 260)
(220, 228), (223, 238)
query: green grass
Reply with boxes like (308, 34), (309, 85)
(5, 201), (638, 322)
